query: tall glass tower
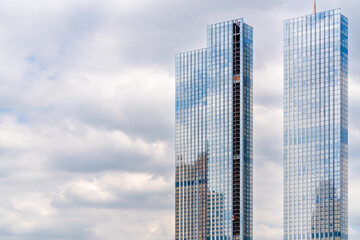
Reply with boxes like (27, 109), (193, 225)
(175, 18), (253, 240)
(283, 9), (348, 240)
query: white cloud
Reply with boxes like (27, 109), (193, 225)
(0, 0), (357, 239)
(254, 161), (283, 239)
(255, 224), (282, 240)
(54, 171), (172, 207)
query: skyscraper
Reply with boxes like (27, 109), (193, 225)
(175, 19), (253, 240)
(283, 8), (348, 240)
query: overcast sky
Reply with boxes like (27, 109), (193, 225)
(0, 0), (358, 239)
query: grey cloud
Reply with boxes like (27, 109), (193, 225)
(0, 0), (358, 239)
(254, 106), (283, 164)
(52, 147), (172, 175)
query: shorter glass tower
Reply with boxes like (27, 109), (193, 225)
(175, 19), (253, 240)
(283, 9), (348, 240)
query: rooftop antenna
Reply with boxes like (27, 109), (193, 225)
(314, 0), (317, 14)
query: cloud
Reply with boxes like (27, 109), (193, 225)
(254, 105), (283, 164)
(0, 0), (358, 239)
(254, 161), (283, 239)
(53, 172), (173, 209)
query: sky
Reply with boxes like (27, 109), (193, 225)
(0, 0), (358, 239)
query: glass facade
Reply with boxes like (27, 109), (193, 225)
(175, 18), (253, 240)
(283, 9), (348, 240)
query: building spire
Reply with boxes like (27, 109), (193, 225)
(314, 0), (317, 14)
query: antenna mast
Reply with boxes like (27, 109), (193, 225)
(314, 0), (317, 14)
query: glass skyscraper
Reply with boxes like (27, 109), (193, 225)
(175, 18), (253, 240)
(283, 9), (348, 240)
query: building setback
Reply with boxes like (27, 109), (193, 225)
(283, 9), (348, 240)
(175, 19), (253, 240)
